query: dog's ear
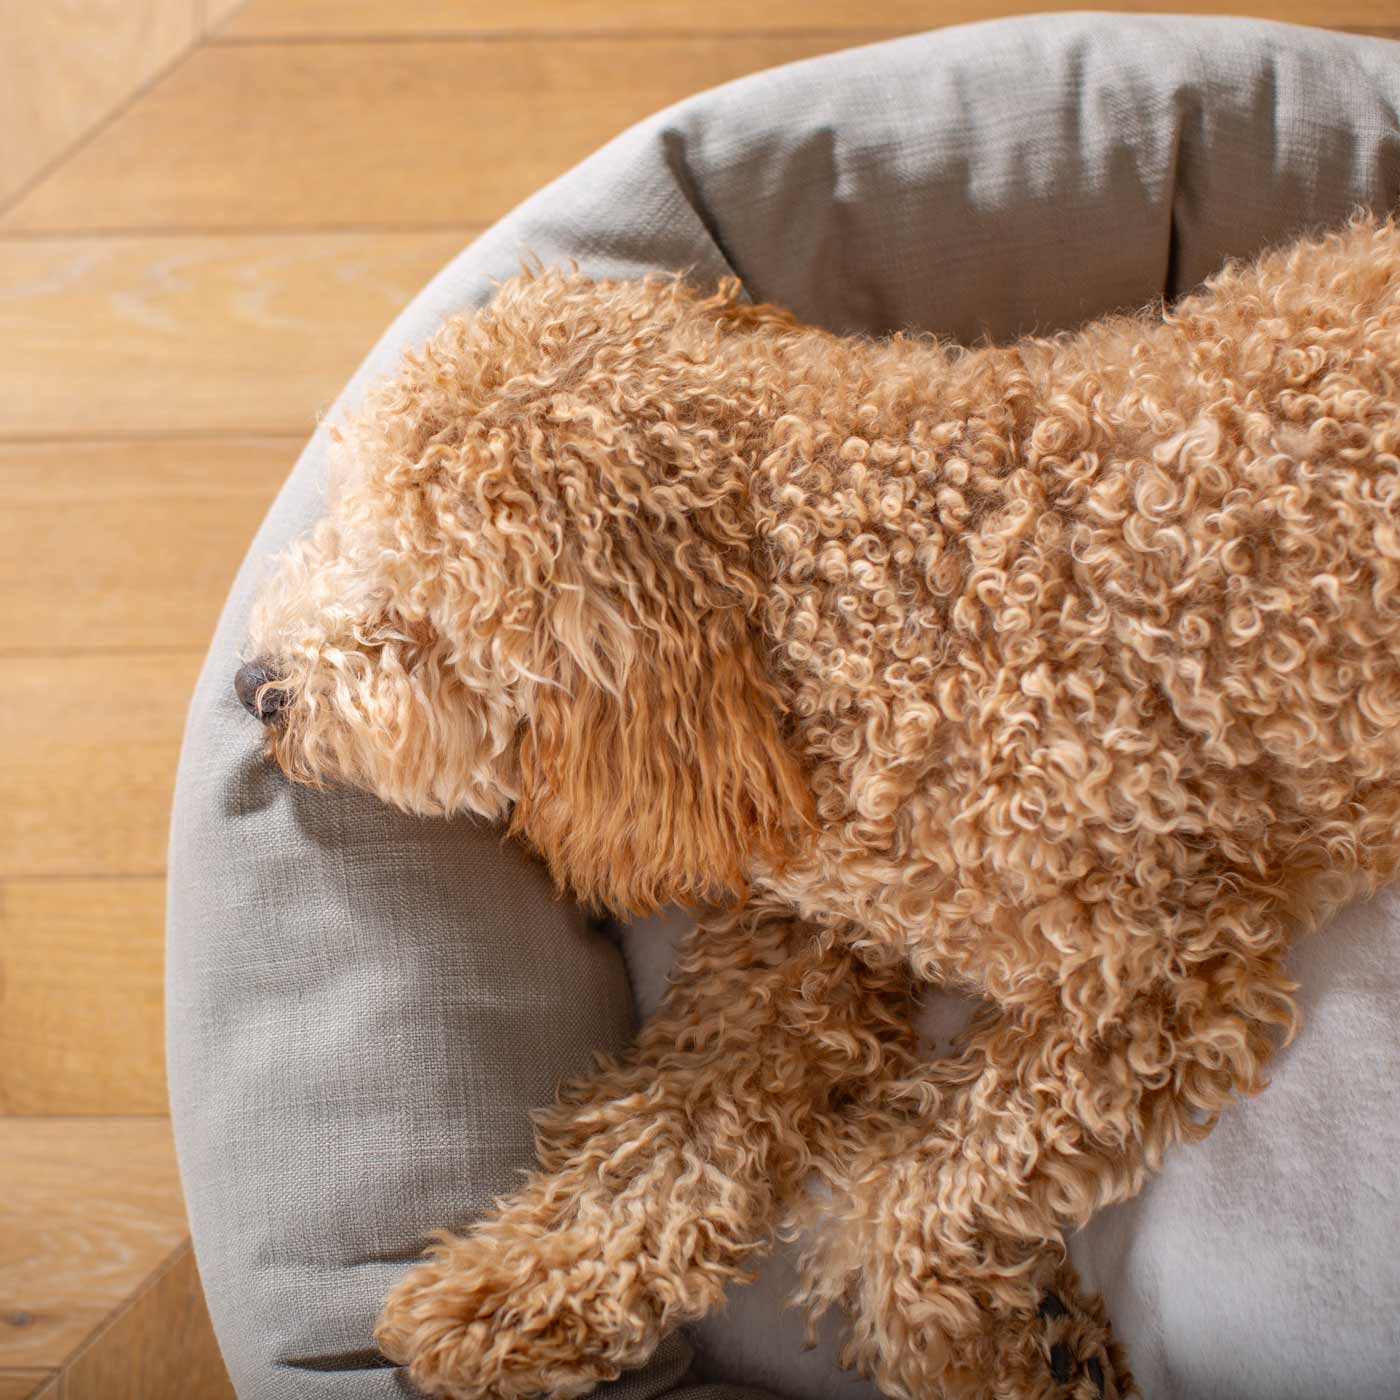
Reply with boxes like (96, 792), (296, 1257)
(511, 610), (811, 916)
(469, 267), (811, 912)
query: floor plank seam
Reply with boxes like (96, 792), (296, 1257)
(0, 873), (169, 886)
(0, 32), (211, 225)
(0, 643), (220, 657)
(0, 223), (486, 240)
(50, 1240), (192, 1383)
(0, 1114), (173, 1121)
(208, 26), (906, 46)
(0, 430), (307, 445)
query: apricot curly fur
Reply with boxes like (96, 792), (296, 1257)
(247, 212), (1400, 1400)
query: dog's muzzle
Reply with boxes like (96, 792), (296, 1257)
(235, 659), (290, 725)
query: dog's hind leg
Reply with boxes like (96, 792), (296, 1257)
(375, 901), (917, 1400)
(796, 886), (1298, 1400)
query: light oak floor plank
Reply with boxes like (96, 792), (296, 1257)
(0, 1119), (187, 1369)
(204, 0), (247, 32)
(218, 0), (1400, 38)
(0, 1), (196, 210)
(61, 1245), (233, 1400)
(0, 652), (205, 881)
(1, 37), (857, 234)
(0, 437), (294, 653)
(0, 234), (464, 436)
(0, 1376), (58, 1400)
(0, 879), (167, 1116)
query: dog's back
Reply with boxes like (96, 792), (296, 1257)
(753, 214), (1400, 962)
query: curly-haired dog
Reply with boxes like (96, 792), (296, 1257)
(239, 213), (1400, 1400)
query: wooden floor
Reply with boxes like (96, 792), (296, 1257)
(1, 2), (1396, 1396)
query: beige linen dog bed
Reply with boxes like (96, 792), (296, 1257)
(167, 14), (1400, 1399)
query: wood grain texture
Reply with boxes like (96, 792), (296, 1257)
(0, 1376), (57, 1400)
(62, 1245), (234, 1400)
(203, 0), (247, 32)
(0, 234), (464, 436)
(0, 652), (204, 880)
(1, 37), (853, 233)
(0, 1119), (188, 1369)
(0, 438), (294, 652)
(0, 879), (167, 1116)
(218, 0), (1400, 37)
(0, 1), (196, 209)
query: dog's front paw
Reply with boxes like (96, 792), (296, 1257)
(990, 1270), (1131, 1400)
(375, 1229), (650, 1400)
(911, 1271), (1129, 1400)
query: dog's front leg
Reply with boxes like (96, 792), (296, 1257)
(376, 902), (915, 1400)
(802, 997), (1136, 1400)
(798, 889), (1296, 1400)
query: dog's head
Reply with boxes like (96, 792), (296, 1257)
(239, 268), (811, 914)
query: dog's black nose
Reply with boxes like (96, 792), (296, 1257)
(234, 659), (289, 724)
